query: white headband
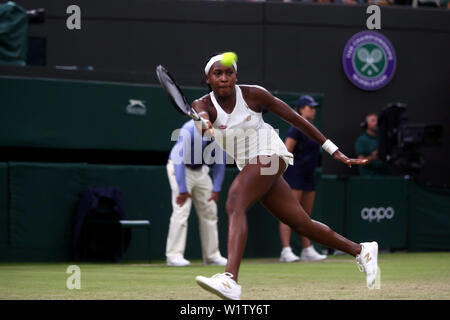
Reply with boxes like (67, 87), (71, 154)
(204, 54), (237, 75)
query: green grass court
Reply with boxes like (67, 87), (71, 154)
(1, 252), (449, 300)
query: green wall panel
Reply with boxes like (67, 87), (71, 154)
(82, 164), (172, 261)
(0, 76), (317, 153)
(2, 164), (449, 262)
(0, 163), (8, 245)
(9, 162), (85, 249)
(0, 76), (198, 151)
(408, 183), (450, 251)
(346, 176), (408, 249)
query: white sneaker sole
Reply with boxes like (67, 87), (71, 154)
(195, 276), (239, 300)
(367, 242), (379, 289)
(205, 261), (227, 266)
(301, 255), (327, 261)
(280, 257), (300, 263)
(167, 262), (190, 267)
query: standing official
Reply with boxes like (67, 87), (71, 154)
(166, 119), (227, 267)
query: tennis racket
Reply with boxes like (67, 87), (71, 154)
(156, 65), (213, 135)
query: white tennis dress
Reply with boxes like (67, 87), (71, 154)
(210, 85), (293, 171)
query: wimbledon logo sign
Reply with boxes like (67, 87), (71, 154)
(342, 31), (396, 91)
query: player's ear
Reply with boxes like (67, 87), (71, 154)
(205, 75), (210, 85)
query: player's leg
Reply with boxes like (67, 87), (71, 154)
(261, 175), (379, 289)
(260, 176), (362, 257)
(191, 167), (225, 265)
(224, 156), (288, 281)
(196, 156), (286, 300)
(165, 161), (193, 266)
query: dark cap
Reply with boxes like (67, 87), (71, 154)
(296, 95), (319, 108)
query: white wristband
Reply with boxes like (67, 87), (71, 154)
(322, 139), (339, 155)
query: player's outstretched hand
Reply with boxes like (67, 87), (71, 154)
(333, 150), (368, 168)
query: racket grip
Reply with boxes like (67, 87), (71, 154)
(200, 118), (214, 135)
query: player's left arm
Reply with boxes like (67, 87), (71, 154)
(248, 86), (367, 168)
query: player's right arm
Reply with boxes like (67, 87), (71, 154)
(192, 96), (216, 135)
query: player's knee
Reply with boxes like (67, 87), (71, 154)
(226, 187), (250, 218)
(313, 220), (333, 234)
(225, 198), (243, 217)
(225, 191), (236, 212)
(291, 219), (314, 237)
(225, 200), (235, 216)
(295, 219), (332, 238)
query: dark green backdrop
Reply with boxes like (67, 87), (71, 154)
(0, 76), (323, 152)
(1, 163), (449, 262)
(0, 77), (448, 262)
(0, 76), (327, 261)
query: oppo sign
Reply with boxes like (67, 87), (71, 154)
(361, 207), (395, 222)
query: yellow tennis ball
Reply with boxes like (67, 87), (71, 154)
(221, 52), (238, 67)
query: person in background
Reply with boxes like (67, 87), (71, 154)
(279, 95), (326, 262)
(354, 112), (387, 176)
(166, 119), (228, 267)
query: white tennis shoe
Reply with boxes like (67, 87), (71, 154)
(196, 272), (242, 300)
(206, 256), (228, 266)
(167, 257), (191, 267)
(300, 246), (327, 261)
(280, 247), (300, 262)
(356, 241), (380, 289)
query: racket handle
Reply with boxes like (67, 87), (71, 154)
(200, 117), (214, 136)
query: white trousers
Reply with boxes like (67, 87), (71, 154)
(166, 160), (223, 263)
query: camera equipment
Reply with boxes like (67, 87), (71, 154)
(378, 102), (443, 175)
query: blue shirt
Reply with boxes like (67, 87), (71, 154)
(284, 126), (320, 176)
(169, 120), (226, 194)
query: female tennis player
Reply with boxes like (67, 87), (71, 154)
(193, 52), (379, 300)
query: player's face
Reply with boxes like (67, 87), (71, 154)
(206, 62), (237, 97)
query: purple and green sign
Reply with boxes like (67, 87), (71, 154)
(342, 31), (396, 91)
